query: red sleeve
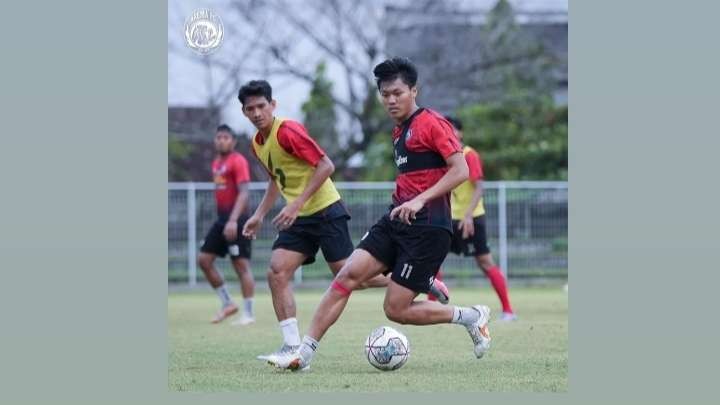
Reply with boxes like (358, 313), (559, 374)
(424, 118), (462, 159)
(231, 154), (250, 184)
(276, 121), (326, 167)
(465, 149), (483, 181)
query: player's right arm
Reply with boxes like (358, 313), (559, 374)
(242, 179), (280, 239)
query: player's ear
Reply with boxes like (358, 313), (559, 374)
(411, 85), (418, 98)
(270, 99), (277, 109)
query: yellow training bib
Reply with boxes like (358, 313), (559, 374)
(451, 146), (485, 220)
(251, 117), (340, 216)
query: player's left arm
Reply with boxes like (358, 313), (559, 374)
(391, 152), (468, 225)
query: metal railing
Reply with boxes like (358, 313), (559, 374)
(168, 181), (567, 285)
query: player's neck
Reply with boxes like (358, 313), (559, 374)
(396, 105), (420, 125)
(257, 117), (275, 141)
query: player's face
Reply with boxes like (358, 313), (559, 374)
(214, 131), (236, 154)
(242, 96), (276, 132)
(379, 78), (417, 122)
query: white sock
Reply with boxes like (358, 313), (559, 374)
(451, 306), (480, 326)
(278, 318), (301, 346)
(243, 298), (254, 318)
(298, 335), (319, 364)
(214, 285), (233, 308)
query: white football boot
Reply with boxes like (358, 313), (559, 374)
(465, 305), (492, 358)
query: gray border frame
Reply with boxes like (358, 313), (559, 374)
(2, 0), (719, 403)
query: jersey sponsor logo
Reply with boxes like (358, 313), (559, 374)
(213, 164), (228, 188)
(395, 155), (408, 167)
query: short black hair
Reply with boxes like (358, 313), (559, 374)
(444, 115), (463, 131)
(237, 80), (272, 105)
(373, 57), (418, 90)
(216, 124), (236, 138)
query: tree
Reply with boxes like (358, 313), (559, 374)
(301, 62), (340, 159)
(451, 1), (566, 181)
(228, 0), (439, 174)
(168, 0), (266, 114)
(477, 0), (556, 104)
(457, 97), (567, 180)
(168, 134), (194, 181)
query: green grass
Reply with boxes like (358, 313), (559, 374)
(168, 287), (567, 392)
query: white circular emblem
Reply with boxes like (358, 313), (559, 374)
(184, 9), (224, 55)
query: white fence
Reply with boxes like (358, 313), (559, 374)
(168, 181), (568, 286)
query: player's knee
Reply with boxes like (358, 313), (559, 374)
(334, 268), (362, 291)
(268, 261), (291, 285)
(383, 301), (408, 324)
(197, 254), (212, 270)
(233, 260), (249, 274)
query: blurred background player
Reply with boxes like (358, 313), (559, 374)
(435, 116), (517, 321)
(198, 124), (256, 325)
(268, 58), (491, 371)
(237, 80), (390, 363)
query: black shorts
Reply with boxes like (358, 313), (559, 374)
(200, 215), (252, 259)
(272, 201), (354, 265)
(450, 215), (491, 257)
(357, 214), (451, 293)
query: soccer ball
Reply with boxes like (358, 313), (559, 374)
(364, 326), (410, 371)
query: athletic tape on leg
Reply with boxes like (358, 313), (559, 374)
(331, 280), (352, 296)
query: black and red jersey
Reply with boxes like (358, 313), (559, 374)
(390, 108), (462, 231)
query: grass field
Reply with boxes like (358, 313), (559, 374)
(168, 286), (568, 392)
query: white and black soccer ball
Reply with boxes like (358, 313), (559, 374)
(364, 326), (410, 371)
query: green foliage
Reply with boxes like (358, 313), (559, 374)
(360, 130), (396, 181)
(359, 87), (396, 181)
(301, 62), (339, 157)
(357, 0), (565, 181)
(458, 97), (567, 180)
(168, 134), (194, 181)
(480, 0), (556, 103)
(451, 0), (566, 181)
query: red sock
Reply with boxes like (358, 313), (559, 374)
(485, 266), (513, 313)
(427, 269), (444, 301)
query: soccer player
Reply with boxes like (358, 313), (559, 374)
(237, 80), (390, 362)
(441, 116), (517, 321)
(198, 124), (256, 325)
(268, 58), (492, 371)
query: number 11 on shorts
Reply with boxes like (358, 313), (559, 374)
(400, 263), (413, 279)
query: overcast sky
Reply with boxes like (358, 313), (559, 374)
(168, 0), (568, 136)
